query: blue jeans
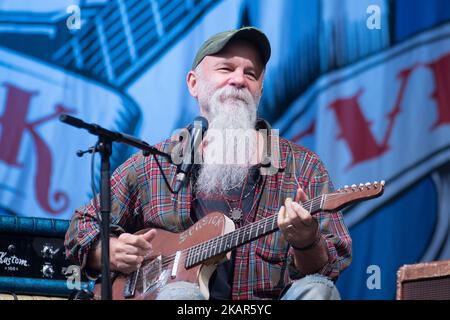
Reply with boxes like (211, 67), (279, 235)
(155, 274), (340, 300)
(280, 274), (341, 300)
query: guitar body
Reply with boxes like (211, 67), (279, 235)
(92, 181), (385, 300)
(94, 211), (235, 300)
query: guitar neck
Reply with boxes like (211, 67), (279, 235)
(185, 194), (326, 268)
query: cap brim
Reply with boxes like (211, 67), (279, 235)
(192, 27), (271, 70)
(228, 28), (271, 66)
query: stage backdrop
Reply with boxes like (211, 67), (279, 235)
(1, 0), (449, 299)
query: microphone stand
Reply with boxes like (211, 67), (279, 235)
(60, 114), (171, 300)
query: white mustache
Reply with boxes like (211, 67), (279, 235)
(195, 85), (258, 195)
(215, 86), (255, 106)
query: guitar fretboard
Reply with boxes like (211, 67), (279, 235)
(185, 194), (326, 268)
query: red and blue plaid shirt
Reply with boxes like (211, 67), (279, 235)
(65, 134), (352, 300)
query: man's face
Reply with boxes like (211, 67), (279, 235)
(187, 39), (266, 195)
(187, 39), (265, 115)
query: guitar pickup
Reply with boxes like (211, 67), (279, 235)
(123, 267), (140, 298)
(171, 251), (181, 279)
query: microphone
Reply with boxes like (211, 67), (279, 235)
(174, 116), (209, 192)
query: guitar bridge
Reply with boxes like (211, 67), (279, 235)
(123, 268), (140, 298)
(142, 255), (168, 294)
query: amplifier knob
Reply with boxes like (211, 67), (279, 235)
(41, 264), (54, 278)
(7, 245), (16, 254)
(41, 245), (55, 258)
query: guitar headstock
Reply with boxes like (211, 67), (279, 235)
(322, 181), (385, 211)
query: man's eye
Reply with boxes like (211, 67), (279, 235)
(246, 73), (257, 79)
(218, 67), (231, 71)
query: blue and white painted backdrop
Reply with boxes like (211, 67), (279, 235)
(1, 0), (449, 299)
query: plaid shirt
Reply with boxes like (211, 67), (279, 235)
(65, 133), (352, 300)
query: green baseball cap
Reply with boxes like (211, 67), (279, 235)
(191, 26), (271, 70)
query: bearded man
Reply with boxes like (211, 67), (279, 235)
(65, 27), (352, 300)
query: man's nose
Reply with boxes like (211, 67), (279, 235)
(227, 70), (246, 88)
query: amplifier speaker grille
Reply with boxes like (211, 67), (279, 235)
(397, 260), (450, 300)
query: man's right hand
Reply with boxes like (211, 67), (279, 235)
(87, 229), (157, 275)
(110, 229), (156, 274)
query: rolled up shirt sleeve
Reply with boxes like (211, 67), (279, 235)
(64, 152), (142, 273)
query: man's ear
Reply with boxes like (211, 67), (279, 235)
(186, 70), (198, 98)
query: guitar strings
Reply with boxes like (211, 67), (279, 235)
(138, 193), (346, 280)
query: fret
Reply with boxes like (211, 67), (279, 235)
(212, 237), (218, 257)
(247, 222), (254, 242)
(234, 229), (239, 247)
(186, 247), (191, 267)
(204, 243), (211, 261)
(263, 215), (268, 234)
(309, 198), (313, 214)
(224, 233), (232, 251)
(219, 232), (225, 255)
(320, 194), (325, 211)
(240, 225), (246, 246)
(193, 243), (201, 265)
(189, 245), (195, 266)
(199, 241), (208, 262)
(257, 220), (264, 237)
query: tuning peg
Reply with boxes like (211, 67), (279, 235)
(365, 182), (371, 189)
(381, 180), (385, 186)
(351, 184), (357, 188)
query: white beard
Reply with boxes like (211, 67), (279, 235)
(195, 85), (260, 196)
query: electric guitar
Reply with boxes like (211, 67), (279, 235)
(94, 181), (385, 300)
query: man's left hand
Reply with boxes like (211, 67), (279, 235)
(277, 188), (319, 249)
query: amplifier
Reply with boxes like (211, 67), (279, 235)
(396, 259), (450, 300)
(0, 215), (93, 297)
